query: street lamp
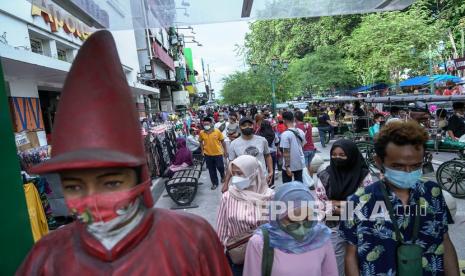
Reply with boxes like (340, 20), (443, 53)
(410, 41), (445, 95)
(252, 58), (288, 115)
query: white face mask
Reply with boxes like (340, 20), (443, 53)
(231, 176), (251, 190)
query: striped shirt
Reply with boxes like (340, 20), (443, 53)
(216, 191), (270, 246)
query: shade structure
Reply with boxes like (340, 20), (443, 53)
(350, 83), (388, 94)
(29, 0), (415, 29)
(400, 75), (463, 87)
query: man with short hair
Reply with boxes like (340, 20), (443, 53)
(222, 117), (273, 192)
(295, 111), (316, 174)
(199, 117), (228, 190)
(280, 111), (306, 183)
(447, 102), (465, 140)
(341, 121), (459, 276)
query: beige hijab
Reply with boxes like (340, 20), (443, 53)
(228, 155), (273, 205)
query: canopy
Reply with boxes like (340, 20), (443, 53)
(399, 75), (463, 87)
(363, 95), (465, 103)
(29, 0), (416, 29)
(350, 83), (388, 94)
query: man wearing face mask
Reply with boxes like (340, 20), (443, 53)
(446, 102), (465, 141)
(17, 31), (231, 275)
(369, 113), (385, 139)
(199, 117), (228, 190)
(222, 117), (274, 193)
(341, 121), (459, 276)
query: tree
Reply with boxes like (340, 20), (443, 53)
(243, 15), (361, 64)
(221, 68), (295, 105)
(286, 45), (357, 95)
(344, 9), (442, 86)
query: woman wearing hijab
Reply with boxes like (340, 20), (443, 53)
(243, 182), (337, 276)
(217, 155), (273, 276)
(315, 139), (372, 276)
(257, 120), (279, 187)
(164, 138), (193, 177)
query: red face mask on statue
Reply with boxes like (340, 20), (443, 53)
(66, 181), (149, 224)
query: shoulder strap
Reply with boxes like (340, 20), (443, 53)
(261, 228), (274, 276)
(380, 182), (421, 243)
(286, 129), (303, 143)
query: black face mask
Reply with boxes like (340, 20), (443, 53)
(379, 121), (386, 127)
(241, 127), (254, 136)
(332, 158), (350, 168)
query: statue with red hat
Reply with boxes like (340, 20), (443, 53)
(16, 30), (231, 275)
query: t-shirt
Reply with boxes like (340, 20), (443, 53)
(280, 128), (306, 171)
(295, 122), (315, 151)
(228, 135), (270, 172)
(317, 113), (330, 127)
(447, 114), (465, 138)
(199, 129), (224, 156)
(339, 181), (451, 276)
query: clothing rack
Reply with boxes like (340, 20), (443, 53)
(18, 146), (50, 171)
(144, 124), (178, 178)
(22, 174), (57, 230)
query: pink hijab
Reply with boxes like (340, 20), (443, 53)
(228, 155), (273, 205)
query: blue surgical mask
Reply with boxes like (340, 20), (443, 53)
(383, 167), (422, 189)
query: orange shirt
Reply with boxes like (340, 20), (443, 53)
(199, 129), (224, 156)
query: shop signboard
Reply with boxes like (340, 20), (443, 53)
(15, 131), (29, 147)
(454, 57), (465, 71)
(31, 0), (94, 40)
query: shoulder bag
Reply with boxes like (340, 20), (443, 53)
(226, 230), (254, 265)
(380, 182), (423, 276)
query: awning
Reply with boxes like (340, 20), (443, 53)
(130, 82), (160, 95)
(28, 0), (416, 29)
(152, 42), (175, 71)
(400, 75), (463, 87)
(350, 83), (388, 94)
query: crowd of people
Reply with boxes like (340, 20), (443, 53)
(162, 102), (461, 275)
(15, 29), (463, 276)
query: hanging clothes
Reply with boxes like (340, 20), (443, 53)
(23, 183), (49, 242)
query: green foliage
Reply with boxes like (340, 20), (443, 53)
(221, 68), (295, 105)
(344, 9), (442, 85)
(286, 45), (357, 94)
(244, 15), (361, 64)
(229, 0), (465, 101)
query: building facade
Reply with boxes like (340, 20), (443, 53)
(0, 0), (158, 146)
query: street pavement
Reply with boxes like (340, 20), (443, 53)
(152, 139), (465, 269)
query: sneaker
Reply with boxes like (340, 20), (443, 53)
(211, 185), (218, 190)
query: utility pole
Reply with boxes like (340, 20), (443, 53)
(207, 64), (213, 100)
(201, 58), (210, 102)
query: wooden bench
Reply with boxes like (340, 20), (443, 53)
(164, 157), (204, 209)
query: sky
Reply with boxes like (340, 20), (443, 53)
(179, 21), (250, 97)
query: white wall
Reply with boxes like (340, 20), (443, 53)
(8, 80), (39, 98)
(112, 30), (140, 83)
(0, 13), (30, 49)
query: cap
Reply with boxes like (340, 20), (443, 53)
(239, 117), (254, 126)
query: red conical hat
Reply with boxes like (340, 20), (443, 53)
(30, 31), (153, 206)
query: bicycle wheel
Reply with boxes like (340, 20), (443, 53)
(436, 160), (465, 198)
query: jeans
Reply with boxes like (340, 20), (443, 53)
(318, 126), (333, 148)
(303, 150), (316, 167)
(204, 155), (225, 186)
(269, 151), (277, 187)
(282, 169), (303, 183)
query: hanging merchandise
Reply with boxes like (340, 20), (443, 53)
(23, 182), (49, 242)
(143, 124), (179, 178)
(18, 146), (50, 171)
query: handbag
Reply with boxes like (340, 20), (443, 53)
(380, 182), (423, 276)
(226, 230), (254, 265)
(261, 228), (274, 276)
